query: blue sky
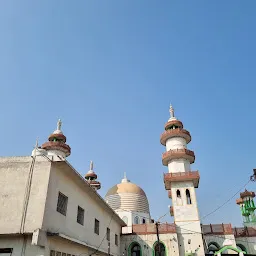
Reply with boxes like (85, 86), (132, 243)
(0, 1), (255, 227)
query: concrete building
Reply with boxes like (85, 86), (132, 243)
(0, 121), (126, 256)
(0, 107), (255, 256)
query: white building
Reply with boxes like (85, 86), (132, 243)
(0, 108), (255, 256)
(0, 121), (126, 256)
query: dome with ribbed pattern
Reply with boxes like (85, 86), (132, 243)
(105, 174), (150, 214)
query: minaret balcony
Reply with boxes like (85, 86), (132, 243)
(163, 171), (200, 190)
(240, 190), (255, 199)
(169, 206), (174, 216)
(162, 148), (195, 166)
(87, 180), (101, 190)
(164, 120), (183, 130)
(160, 128), (191, 145)
(42, 141), (71, 156)
(168, 190), (172, 198)
(236, 198), (243, 205)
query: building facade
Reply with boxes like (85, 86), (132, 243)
(0, 108), (255, 256)
(0, 121), (125, 256)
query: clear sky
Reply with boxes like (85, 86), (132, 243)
(0, 1), (255, 227)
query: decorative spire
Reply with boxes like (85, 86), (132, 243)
(121, 172), (130, 183)
(169, 104), (174, 118)
(35, 138), (39, 148)
(90, 160), (94, 171)
(168, 104), (177, 121)
(57, 119), (62, 131)
(41, 119), (71, 158)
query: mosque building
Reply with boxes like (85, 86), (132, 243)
(0, 106), (255, 256)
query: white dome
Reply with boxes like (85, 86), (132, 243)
(105, 176), (150, 214)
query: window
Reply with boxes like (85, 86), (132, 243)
(94, 219), (99, 235)
(62, 253), (66, 256)
(186, 189), (192, 204)
(56, 192), (68, 216)
(115, 234), (118, 246)
(154, 243), (166, 256)
(56, 252), (61, 256)
(176, 189), (181, 198)
(106, 227), (110, 241)
(50, 251), (55, 256)
(130, 243), (141, 256)
(0, 248), (13, 254)
(134, 216), (139, 224)
(77, 206), (84, 225)
(142, 218), (146, 224)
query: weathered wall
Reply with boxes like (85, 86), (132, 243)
(0, 156), (51, 234)
(235, 236), (256, 254)
(121, 233), (179, 256)
(42, 161), (122, 256)
(0, 235), (45, 256)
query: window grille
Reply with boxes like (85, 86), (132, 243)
(115, 234), (118, 246)
(56, 192), (68, 216)
(94, 219), (99, 235)
(106, 228), (110, 241)
(77, 206), (84, 225)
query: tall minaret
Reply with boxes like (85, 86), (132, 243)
(160, 105), (205, 256)
(41, 119), (71, 158)
(236, 190), (256, 228)
(85, 161), (101, 191)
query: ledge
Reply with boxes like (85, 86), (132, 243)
(162, 149), (195, 166)
(132, 223), (176, 235)
(160, 129), (191, 145)
(202, 224), (233, 235)
(41, 141), (71, 156)
(164, 171), (200, 190)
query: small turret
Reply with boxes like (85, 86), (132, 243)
(31, 139), (47, 157)
(236, 189), (256, 227)
(41, 119), (71, 158)
(85, 161), (101, 191)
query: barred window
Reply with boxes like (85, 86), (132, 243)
(77, 206), (84, 225)
(50, 251), (55, 256)
(94, 219), (99, 235)
(56, 252), (61, 256)
(106, 228), (110, 241)
(115, 234), (118, 246)
(56, 192), (68, 216)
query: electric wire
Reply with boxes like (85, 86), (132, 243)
(175, 178), (252, 228)
(32, 149), (255, 248)
(87, 211), (115, 256)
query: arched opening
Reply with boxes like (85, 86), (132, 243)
(129, 242), (141, 256)
(176, 189), (181, 198)
(186, 189), (192, 204)
(122, 216), (128, 225)
(236, 244), (247, 254)
(154, 242), (166, 256)
(134, 216), (139, 224)
(176, 189), (182, 206)
(207, 242), (220, 254)
(142, 218), (146, 224)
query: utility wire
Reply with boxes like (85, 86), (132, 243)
(177, 179), (252, 228)
(87, 211), (115, 256)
